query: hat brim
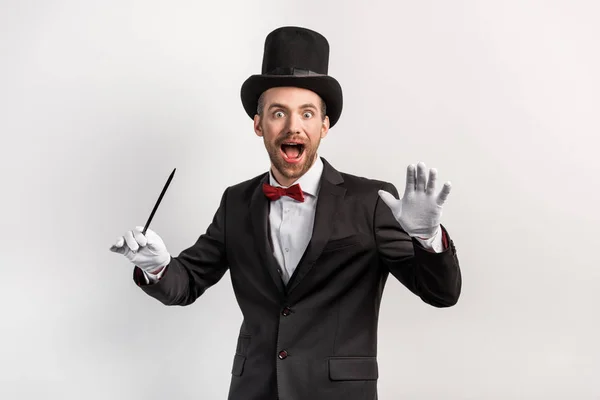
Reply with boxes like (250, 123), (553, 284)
(240, 75), (343, 128)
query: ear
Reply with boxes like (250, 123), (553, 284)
(254, 114), (263, 137)
(320, 116), (330, 139)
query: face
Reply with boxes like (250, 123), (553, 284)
(254, 86), (329, 186)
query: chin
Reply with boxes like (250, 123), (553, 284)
(276, 160), (304, 177)
(271, 152), (314, 180)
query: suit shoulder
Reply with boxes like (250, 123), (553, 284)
(335, 170), (399, 214)
(339, 170), (396, 193)
(223, 172), (267, 199)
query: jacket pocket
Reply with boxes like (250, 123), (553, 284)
(322, 235), (361, 252)
(328, 357), (378, 381)
(232, 334), (250, 376)
(236, 334), (251, 355)
(231, 353), (246, 376)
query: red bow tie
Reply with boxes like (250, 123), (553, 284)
(262, 183), (305, 202)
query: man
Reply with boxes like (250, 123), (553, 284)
(110, 26), (461, 400)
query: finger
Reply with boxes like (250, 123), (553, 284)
(426, 168), (437, 195)
(124, 230), (139, 252)
(378, 190), (401, 212)
(110, 241), (126, 253)
(109, 236), (125, 252)
(404, 164), (416, 194)
(133, 226), (148, 247)
(416, 162), (427, 192)
(142, 228), (163, 251)
(110, 245), (126, 254)
(436, 182), (452, 206)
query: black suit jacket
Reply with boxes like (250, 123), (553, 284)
(134, 158), (461, 400)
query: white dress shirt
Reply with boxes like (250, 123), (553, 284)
(143, 157), (443, 284)
(267, 156), (323, 284)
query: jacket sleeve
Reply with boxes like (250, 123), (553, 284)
(133, 188), (230, 306)
(374, 182), (461, 307)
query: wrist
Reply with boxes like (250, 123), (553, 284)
(147, 265), (166, 275)
(140, 254), (170, 274)
(415, 225), (440, 240)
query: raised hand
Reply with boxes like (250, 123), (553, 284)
(378, 162), (451, 239)
(109, 226), (171, 273)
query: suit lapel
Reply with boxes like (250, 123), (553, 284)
(287, 158), (346, 294)
(249, 173), (286, 296)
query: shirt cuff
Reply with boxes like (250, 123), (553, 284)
(414, 226), (445, 253)
(141, 265), (167, 284)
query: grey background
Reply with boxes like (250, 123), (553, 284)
(1, 0), (598, 399)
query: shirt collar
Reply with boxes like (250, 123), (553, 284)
(268, 155), (323, 197)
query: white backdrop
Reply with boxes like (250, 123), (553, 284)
(1, 1), (599, 399)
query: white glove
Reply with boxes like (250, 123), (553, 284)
(378, 162), (451, 239)
(109, 226), (171, 273)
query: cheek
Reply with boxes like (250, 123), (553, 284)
(263, 130), (280, 147)
(307, 122), (325, 141)
(262, 120), (283, 137)
(259, 124), (275, 140)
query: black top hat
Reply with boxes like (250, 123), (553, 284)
(240, 26), (343, 128)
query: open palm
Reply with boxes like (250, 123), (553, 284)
(378, 162), (451, 239)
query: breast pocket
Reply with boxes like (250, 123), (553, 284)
(322, 235), (361, 252)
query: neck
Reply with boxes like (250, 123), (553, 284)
(271, 167), (302, 187)
(271, 171), (296, 187)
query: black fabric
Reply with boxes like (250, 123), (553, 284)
(328, 357), (379, 381)
(241, 26), (344, 127)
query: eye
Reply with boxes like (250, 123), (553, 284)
(303, 111), (314, 118)
(274, 111), (285, 118)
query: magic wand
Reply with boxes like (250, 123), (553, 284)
(142, 168), (176, 235)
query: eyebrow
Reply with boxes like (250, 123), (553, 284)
(268, 102), (318, 111)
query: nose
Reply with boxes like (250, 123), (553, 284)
(286, 112), (303, 134)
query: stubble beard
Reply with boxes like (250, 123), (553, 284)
(265, 137), (320, 182)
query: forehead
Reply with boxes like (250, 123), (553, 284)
(261, 86), (321, 107)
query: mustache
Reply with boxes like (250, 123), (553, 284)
(275, 134), (308, 145)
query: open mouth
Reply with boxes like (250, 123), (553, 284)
(280, 142), (305, 163)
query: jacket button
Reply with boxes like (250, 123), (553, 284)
(278, 350), (288, 359)
(281, 307), (291, 316)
